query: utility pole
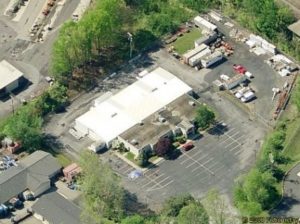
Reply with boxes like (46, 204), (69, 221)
(127, 32), (133, 59)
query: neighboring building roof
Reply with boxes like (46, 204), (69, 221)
(0, 151), (61, 203)
(120, 94), (199, 148)
(288, 20), (300, 37)
(76, 67), (192, 143)
(19, 150), (61, 178)
(32, 192), (81, 224)
(0, 60), (23, 90)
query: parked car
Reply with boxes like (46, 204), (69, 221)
(182, 142), (194, 151)
(233, 64), (247, 74)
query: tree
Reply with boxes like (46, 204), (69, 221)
(195, 105), (215, 130)
(79, 151), (125, 223)
(121, 215), (145, 224)
(202, 189), (240, 224)
(161, 194), (194, 217)
(2, 104), (42, 152)
(154, 137), (173, 157)
(177, 202), (209, 224)
(233, 169), (280, 216)
(137, 149), (149, 167)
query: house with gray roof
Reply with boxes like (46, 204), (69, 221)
(32, 191), (81, 224)
(0, 151), (61, 204)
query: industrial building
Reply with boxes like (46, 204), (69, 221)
(118, 94), (199, 155)
(194, 16), (217, 31)
(75, 67), (193, 154)
(32, 192), (81, 224)
(0, 151), (61, 204)
(0, 60), (24, 97)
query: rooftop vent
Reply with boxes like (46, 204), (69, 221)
(188, 101), (196, 106)
(130, 139), (138, 145)
(158, 116), (166, 123)
(111, 113), (118, 117)
(151, 87), (158, 92)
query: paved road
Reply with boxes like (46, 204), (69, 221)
(0, 0), (80, 118)
(272, 163), (300, 218)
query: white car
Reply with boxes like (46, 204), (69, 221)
(245, 71), (253, 78)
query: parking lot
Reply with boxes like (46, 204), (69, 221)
(106, 92), (265, 210)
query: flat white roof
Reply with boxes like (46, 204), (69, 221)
(0, 60), (23, 90)
(76, 67), (192, 143)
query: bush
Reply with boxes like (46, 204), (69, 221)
(175, 136), (186, 144)
(137, 150), (149, 167)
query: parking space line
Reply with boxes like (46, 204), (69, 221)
(229, 144), (241, 152)
(142, 173), (165, 188)
(234, 150), (243, 156)
(182, 151), (215, 175)
(225, 140), (238, 149)
(146, 179), (174, 192)
(146, 176), (171, 191)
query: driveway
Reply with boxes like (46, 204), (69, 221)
(272, 163), (300, 218)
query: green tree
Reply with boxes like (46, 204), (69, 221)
(2, 104), (42, 152)
(79, 151), (125, 223)
(177, 202), (209, 224)
(137, 149), (149, 167)
(233, 169), (279, 216)
(161, 194), (194, 217)
(195, 105), (215, 130)
(202, 189), (240, 224)
(121, 215), (145, 224)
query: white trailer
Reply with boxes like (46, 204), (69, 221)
(201, 51), (223, 68)
(183, 44), (208, 64)
(194, 16), (217, 31)
(224, 74), (247, 90)
(188, 48), (211, 66)
(241, 91), (255, 102)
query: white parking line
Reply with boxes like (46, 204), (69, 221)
(229, 144), (241, 152)
(225, 140), (238, 149)
(182, 152), (215, 175)
(146, 176), (171, 191)
(142, 173), (165, 188)
(234, 150), (243, 156)
(146, 179), (174, 192)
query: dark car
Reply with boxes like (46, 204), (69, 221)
(182, 142), (194, 151)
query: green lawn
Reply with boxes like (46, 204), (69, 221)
(172, 28), (202, 55)
(125, 152), (135, 161)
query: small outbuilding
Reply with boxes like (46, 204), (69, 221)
(0, 60), (24, 96)
(63, 163), (82, 182)
(288, 20), (300, 38)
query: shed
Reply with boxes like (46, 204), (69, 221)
(63, 163), (82, 182)
(0, 60), (24, 96)
(288, 20), (300, 38)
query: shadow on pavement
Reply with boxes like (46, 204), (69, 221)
(124, 190), (155, 216)
(271, 196), (300, 217)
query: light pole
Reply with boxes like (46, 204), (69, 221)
(127, 32), (133, 59)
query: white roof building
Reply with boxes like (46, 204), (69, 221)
(75, 67), (192, 146)
(0, 60), (24, 91)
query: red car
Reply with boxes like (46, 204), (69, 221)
(233, 64), (247, 74)
(182, 142), (194, 151)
